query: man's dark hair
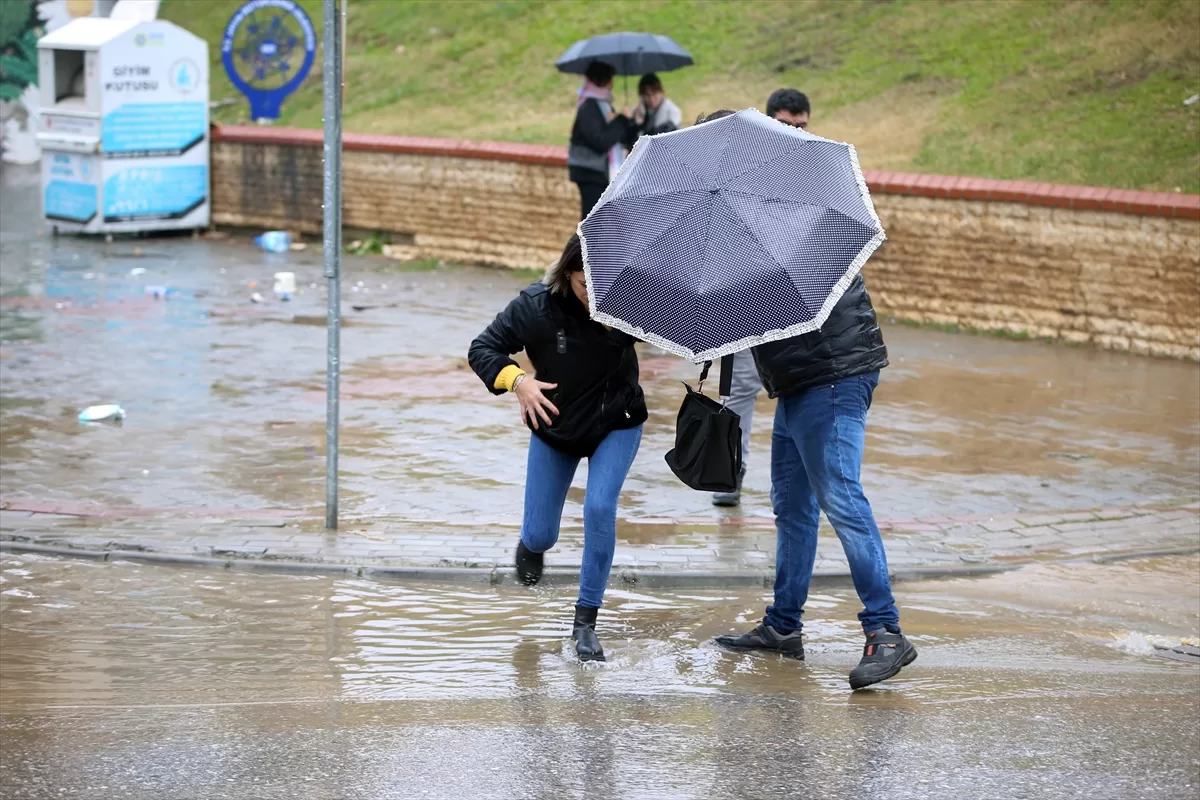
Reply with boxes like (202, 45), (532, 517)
(638, 73), (663, 95)
(584, 61), (616, 87)
(766, 88), (810, 118)
(696, 109), (737, 124)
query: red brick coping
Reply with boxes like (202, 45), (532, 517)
(211, 124), (1200, 220)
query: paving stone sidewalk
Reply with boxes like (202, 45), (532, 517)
(2, 499), (1197, 586)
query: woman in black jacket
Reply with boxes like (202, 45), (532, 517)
(468, 234), (647, 662)
(568, 60), (631, 219)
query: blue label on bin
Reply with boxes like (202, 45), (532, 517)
(45, 180), (98, 223)
(102, 102), (207, 157)
(103, 165), (207, 222)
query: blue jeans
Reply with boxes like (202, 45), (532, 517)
(521, 425), (643, 608)
(765, 372), (900, 634)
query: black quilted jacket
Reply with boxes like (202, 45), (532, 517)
(752, 275), (889, 398)
(468, 283), (647, 457)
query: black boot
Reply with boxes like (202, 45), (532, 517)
(515, 540), (544, 586)
(572, 605), (605, 662)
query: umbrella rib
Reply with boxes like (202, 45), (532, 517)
(586, 191), (710, 277)
(718, 139), (811, 188)
(653, 138), (716, 190)
(707, 192), (791, 282)
(720, 190), (881, 233)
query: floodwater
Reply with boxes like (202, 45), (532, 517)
(1, 163), (1197, 529)
(1, 552), (1197, 799)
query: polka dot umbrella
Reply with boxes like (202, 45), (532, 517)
(579, 108), (886, 363)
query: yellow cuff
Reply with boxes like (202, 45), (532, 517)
(495, 365), (526, 392)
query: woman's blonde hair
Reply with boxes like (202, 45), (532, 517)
(543, 233), (584, 296)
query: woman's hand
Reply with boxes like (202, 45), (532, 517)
(515, 375), (559, 430)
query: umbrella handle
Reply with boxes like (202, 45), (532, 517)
(696, 359), (713, 393)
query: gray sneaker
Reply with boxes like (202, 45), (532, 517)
(715, 623), (805, 660)
(712, 466), (746, 507)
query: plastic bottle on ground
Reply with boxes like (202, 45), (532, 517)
(254, 231), (292, 253)
(78, 405), (125, 423)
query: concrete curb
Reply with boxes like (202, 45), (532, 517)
(3, 540), (1197, 589)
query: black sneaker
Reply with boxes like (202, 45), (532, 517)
(849, 627), (917, 690)
(515, 540), (543, 586)
(714, 623), (805, 660)
(712, 465), (747, 507)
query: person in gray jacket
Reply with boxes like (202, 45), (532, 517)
(568, 61), (632, 219)
(711, 88), (815, 508)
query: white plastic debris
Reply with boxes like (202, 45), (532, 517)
(129, 267), (146, 277)
(250, 292), (265, 304)
(274, 271), (296, 301)
(1184, 94), (1199, 106)
(78, 404), (125, 423)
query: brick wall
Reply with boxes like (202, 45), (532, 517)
(210, 125), (1200, 361)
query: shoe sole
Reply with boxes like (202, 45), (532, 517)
(711, 497), (740, 507)
(714, 637), (805, 661)
(849, 644), (917, 690)
(578, 652), (606, 663)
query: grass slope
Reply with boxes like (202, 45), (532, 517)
(163, 0), (1200, 191)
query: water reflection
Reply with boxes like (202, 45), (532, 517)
(1, 159), (1197, 528)
(1, 554), (1197, 798)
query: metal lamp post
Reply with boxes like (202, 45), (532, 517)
(322, 0), (343, 529)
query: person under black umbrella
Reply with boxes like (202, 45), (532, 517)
(568, 61), (632, 220)
(624, 72), (684, 150)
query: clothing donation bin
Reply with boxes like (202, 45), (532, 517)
(37, 17), (209, 234)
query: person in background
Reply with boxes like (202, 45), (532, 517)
(468, 234), (647, 663)
(766, 87), (810, 129)
(569, 61), (632, 220)
(626, 72), (683, 148)
(711, 87), (812, 507)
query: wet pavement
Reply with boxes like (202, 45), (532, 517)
(2, 160), (1199, 579)
(1, 551), (1198, 799)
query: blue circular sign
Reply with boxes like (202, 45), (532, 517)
(221, 0), (316, 121)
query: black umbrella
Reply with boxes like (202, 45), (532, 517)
(556, 32), (693, 101)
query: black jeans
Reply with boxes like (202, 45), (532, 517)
(575, 181), (607, 220)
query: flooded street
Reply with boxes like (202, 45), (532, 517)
(1, 552), (1198, 798)
(2, 163), (1198, 531)
(2, 140), (1199, 798)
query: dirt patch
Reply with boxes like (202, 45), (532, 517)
(816, 81), (956, 172)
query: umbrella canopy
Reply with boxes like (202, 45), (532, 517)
(579, 108), (886, 363)
(555, 32), (693, 76)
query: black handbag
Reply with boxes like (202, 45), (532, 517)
(664, 354), (743, 492)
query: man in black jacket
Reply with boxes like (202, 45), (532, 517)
(715, 274), (917, 690)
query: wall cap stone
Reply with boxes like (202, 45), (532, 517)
(210, 124), (1200, 220)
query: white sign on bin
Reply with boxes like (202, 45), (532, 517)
(38, 19), (210, 234)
